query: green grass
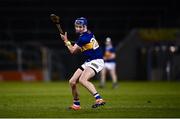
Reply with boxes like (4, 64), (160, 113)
(0, 81), (180, 118)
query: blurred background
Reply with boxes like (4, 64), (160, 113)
(0, 0), (179, 82)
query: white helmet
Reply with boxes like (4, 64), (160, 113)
(106, 37), (111, 42)
(105, 37), (112, 45)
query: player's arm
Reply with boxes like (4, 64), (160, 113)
(67, 44), (81, 54)
(104, 51), (116, 59)
(111, 52), (116, 58)
(60, 32), (81, 54)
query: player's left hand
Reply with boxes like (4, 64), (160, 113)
(60, 32), (68, 42)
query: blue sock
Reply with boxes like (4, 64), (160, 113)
(73, 98), (80, 106)
(93, 93), (102, 100)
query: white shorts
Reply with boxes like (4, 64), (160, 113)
(104, 62), (116, 70)
(81, 59), (104, 73)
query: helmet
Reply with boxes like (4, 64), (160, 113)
(74, 17), (87, 26)
(106, 37), (111, 42)
(105, 37), (112, 45)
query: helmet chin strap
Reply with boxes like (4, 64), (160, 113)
(83, 26), (88, 32)
(83, 28), (88, 32)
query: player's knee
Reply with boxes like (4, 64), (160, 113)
(69, 80), (76, 86)
(79, 78), (85, 85)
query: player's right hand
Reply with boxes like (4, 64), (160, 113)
(60, 32), (68, 42)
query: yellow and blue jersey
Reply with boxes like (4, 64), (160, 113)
(76, 31), (103, 62)
(104, 46), (116, 63)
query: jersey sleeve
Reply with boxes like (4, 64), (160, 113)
(76, 37), (84, 47)
(110, 47), (115, 53)
(76, 36), (89, 47)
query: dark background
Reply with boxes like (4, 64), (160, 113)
(0, 0), (179, 81)
(0, 0), (179, 46)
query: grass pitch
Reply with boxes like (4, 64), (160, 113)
(0, 81), (180, 118)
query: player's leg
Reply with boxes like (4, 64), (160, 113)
(69, 68), (82, 99)
(79, 59), (105, 108)
(99, 68), (107, 88)
(68, 68), (83, 110)
(109, 68), (118, 88)
(79, 67), (105, 108)
(79, 67), (97, 93)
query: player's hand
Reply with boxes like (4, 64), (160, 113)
(60, 32), (68, 42)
